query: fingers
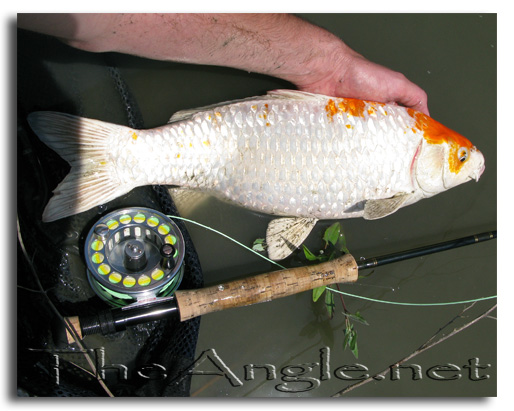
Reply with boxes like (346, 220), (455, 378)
(347, 58), (431, 116)
(394, 87), (430, 117)
(390, 74), (430, 116)
(303, 56), (431, 117)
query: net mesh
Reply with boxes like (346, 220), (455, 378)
(17, 29), (204, 397)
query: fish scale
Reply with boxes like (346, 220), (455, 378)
(152, 99), (394, 214)
(198, 100), (397, 217)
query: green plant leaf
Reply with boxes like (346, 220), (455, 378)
(325, 289), (335, 318)
(252, 238), (266, 252)
(342, 311), (369, 326)
(303, 244), (319, 261)
(301, 220), (360, 357)
(349, 330), (357, 350)
(323, 223), (341, 247)
(343, 323), (353, 348)
(312, 286), (326, 302)
(350, 330), (359, 358)
(343, 323), (359, 358)
(334, 230), (349, 254)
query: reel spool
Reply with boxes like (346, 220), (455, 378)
(84, 207), (185, 307)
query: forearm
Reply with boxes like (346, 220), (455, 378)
(18, 13), (350, 87)
(18, 13), (429, 114)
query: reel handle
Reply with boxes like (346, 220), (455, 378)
(63, 254), (358, 343)
(175, 254), (358, 321)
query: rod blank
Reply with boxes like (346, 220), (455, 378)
(357, 231), (496, 271)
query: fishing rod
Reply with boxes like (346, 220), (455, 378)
(356, 230), (496, 270)
(63, 221), (496, 343)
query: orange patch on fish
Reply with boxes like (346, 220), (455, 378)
(325, 98), (367, 121)
(259, 103), (270, 123)
(325, 99), (338, 120)
(338, 99), (367, 118)
(407, 109), (473, 148)
(448, 145), (464, 175)
(407, 109), (474, 174)
(132, 132), (138, 141)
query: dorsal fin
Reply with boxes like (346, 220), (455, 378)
(265, 89), (329, 101)
(168, 95), (268, 123)
(168, 90), (328, 123)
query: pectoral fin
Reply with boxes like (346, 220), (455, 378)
(363, 194), (413, 220)
(266, 217), (318, 260)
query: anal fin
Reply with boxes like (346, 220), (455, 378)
(266, 217), (318, 260)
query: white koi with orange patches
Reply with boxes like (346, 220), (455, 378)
(27, 90), (485, 258)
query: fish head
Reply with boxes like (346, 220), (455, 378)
(411, 112), (485, 196)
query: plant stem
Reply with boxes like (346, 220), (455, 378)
(331, 303), (497, 397)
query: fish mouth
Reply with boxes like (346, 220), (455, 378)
(474, 163), (486, 181)
(471, 150), (486, 182)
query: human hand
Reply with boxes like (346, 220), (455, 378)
(293, 51), (430, 116)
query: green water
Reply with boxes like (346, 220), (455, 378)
(18, 13), (496, 397)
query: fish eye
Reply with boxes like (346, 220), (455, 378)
(458, 147), (469, 162)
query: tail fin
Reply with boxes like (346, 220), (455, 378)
(27, 112), (133, 222)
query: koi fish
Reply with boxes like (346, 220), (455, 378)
(27, 90), (485, 260)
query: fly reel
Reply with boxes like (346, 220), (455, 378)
(84, 207), (185, 307)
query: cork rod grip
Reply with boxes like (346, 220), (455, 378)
(175, 254), (358, 321)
